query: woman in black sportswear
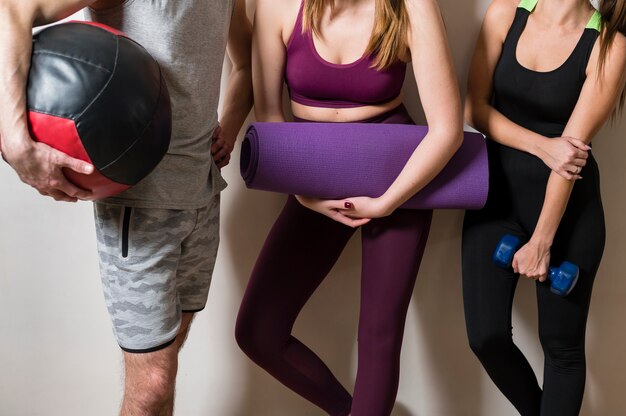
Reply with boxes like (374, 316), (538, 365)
(463, 0), (626, 414)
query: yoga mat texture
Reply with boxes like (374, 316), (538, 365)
(241, 122), (488, 209)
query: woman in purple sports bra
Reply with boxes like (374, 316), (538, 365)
(236, 0), (462, 414)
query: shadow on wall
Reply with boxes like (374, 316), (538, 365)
(581, 117), (626, 415)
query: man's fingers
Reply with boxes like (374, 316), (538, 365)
(57, 179), (92, 200)
(216, 154), (231, 168)
(214, 147), (230, 161)
(211, 138), (224, 153)
(47, 188), (77, 203)
(45, 168), (92, 200)
(212, 125), (222, 139)
(55, 151), (94, 175)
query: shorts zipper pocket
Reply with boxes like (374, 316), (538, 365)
(121, 207), (132, 258)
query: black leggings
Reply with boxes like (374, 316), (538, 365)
(462, 142), (605, 415)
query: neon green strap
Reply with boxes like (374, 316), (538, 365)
(519, 1), (602, 32)
(586, 11), (602, 32)
(518, 0), (538, 12)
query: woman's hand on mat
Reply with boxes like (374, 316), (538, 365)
(536, 136), (589, 181)
(512, 239), (551, 282)
(295, 195), (371, 228)
(338, 196), (393, 219)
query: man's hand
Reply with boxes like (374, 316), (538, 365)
(2, 137), (94, 202)
(1, 0), (100, 202)
(211, 124), (236, 168)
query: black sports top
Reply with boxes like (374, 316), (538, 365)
(493, 0), (601, 138)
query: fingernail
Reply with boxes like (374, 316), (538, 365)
(344, 202), (352, 209)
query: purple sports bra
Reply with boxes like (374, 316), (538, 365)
(285, 1), (407, 108)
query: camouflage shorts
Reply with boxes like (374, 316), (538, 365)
(93, 196), (220, 353)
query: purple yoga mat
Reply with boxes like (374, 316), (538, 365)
(240, 122), (489, 209)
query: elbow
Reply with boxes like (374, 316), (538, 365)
(430, 123), (464, 153)
(451, 128), (464, 153)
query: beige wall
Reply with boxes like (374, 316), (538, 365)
(1, 1), (625, 415)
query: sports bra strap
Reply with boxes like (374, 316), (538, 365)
(586, 11), (602, 32)
(518, 0), (538, 13)
(518, 0), (602, 32)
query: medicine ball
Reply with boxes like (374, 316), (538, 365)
(27, 21), (171, 199)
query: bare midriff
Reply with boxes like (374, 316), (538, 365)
(291, 93), (404, 122)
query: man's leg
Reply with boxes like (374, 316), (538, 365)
(121, 313), (195, 416)
(94, 202), (216, 416)
(176, 312), (195, 351)
(121, 342), (178, 416)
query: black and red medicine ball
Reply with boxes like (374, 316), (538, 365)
(27, 21), (171, 199)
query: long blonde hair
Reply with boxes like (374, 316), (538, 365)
(302, 0), (409, 70)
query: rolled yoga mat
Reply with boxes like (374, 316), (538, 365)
(240, 122), (489, 209)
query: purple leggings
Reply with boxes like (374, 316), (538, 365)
(235, 105), (432, 416)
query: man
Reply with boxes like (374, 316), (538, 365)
(0, 0), (252, 414)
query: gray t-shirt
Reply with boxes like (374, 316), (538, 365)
(85, 0), (232, 209)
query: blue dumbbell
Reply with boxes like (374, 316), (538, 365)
(492, 234), (579, 296)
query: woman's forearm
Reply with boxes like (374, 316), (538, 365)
(379, 126), (463, 212)
(468, 101), (548, 157)
(530, 171), (574, 247)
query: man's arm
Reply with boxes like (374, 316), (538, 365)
(0, 0), (98, 202)
(211, 0), (253, 168)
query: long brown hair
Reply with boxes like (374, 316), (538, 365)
(302, 0), (409, 70)
(598, 0), (626, 114)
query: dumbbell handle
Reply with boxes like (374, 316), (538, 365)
(493, 234), (579, 296)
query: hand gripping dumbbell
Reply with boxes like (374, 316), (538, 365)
(492, 234), (579, 296)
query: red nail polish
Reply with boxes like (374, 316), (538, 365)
(344, 202), (352, 209)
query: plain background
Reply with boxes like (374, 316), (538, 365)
(1, 1), (625, 415)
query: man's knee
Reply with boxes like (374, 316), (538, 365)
(124, 347), (178, 401)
